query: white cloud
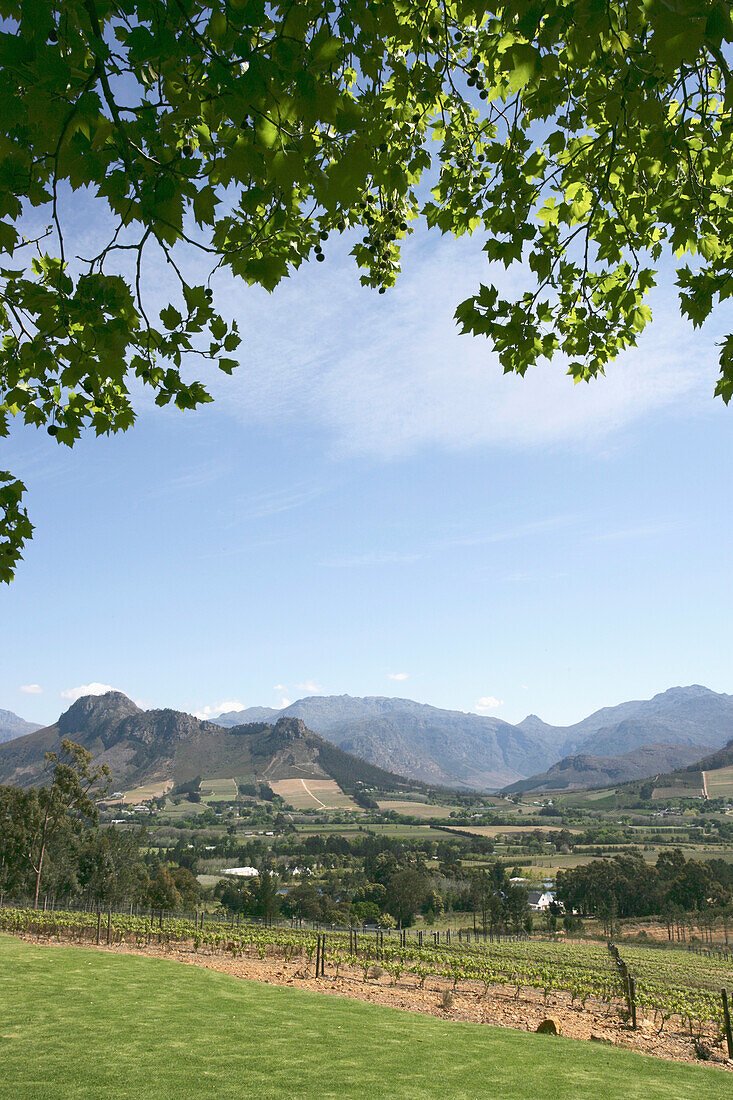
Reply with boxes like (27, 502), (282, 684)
(273, 683), (287, 692)
(198, 231), (719, 462)
(279, 697), (292, 708)
(194, 699), (246, 720)
(521, 685), (529, 691)
(296, 680), (323, 693)
(388, 673), (409, 681)
(20, 684), (43, 694)
(475, 696), (504, 713)
(60, 682), (115, 702)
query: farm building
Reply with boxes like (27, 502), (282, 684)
(527, 890), (555, 912)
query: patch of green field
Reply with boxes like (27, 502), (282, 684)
(200, 777), (239, 802)
(0, 935), (726, 1100)
(159, 797), (208, 820)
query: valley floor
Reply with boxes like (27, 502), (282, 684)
(7, 929), (731, 1073)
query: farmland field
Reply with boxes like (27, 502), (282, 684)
(200, 777), (238, 802)
(445, 824), (584, 838)
(377, 800), (459, 819)
(271, 777), (359, 811)
(122, 780), (172, 804)
(704, 766), (733, 798)
(0, 934), (726, 1100)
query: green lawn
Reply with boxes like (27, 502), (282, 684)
(0, 934), (728, 1100)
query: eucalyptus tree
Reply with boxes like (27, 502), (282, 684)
(1, 1), (731, 578)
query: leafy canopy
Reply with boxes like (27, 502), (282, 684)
(1, 0), (732, 579)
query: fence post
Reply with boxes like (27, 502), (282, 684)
(321, 934), (326, 978)
(106, 906), (112, 945)
(722, 989), (733, 1059)
(629, 977), (637, 1030)
(315, 933), (321, 977)
(96, 909), (102, 945)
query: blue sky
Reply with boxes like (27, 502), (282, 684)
(3, 224), (732, 729)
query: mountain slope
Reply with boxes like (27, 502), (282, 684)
(0, 709), (42, 745)
(503, 742), (714, 793)
(0, 693), (415, 795)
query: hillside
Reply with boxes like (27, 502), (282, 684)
(0, 708), (42, 744)
(0, 692), (415, 796)
(212, 686), (733, 791)
(503, 742), (713, 793)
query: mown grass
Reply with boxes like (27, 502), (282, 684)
(0, 934), (728, 1100)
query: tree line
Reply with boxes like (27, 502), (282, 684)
(556, 849), (733, 936)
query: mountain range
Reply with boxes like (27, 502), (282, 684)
(1, 684), (732, 793)
(213, 686), (733, 790)
(0, 709), (41, 744)
(0, 692), (415, 795)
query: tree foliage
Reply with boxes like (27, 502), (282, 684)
(1, 1), (732, 577)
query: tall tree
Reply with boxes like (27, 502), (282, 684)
(28, 739), (111, 908)
(1, 1), (732, 578)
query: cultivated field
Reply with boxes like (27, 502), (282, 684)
(123, 780), (172, 804)
(377, 800), (459, 819)
(445, 824), (584, 838)
(0, 934), (728, 1099)
(200, 777), (238, 802)
(271, 777), (359, 811)
(705, 766), (733, 798)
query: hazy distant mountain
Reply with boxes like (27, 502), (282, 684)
(0, 709), (42, 744)
(214, 695), (567, 789)
(504, 742), (714, 793)
(215, 686), (733, 792)
(215, 706), (281, 726)
(0, 692), (414, 794)
(517, 686), (733, 758)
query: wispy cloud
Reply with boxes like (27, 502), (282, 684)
(475, 696), (504, 712)
(296, 680), (322, 693)
(322, 550), (425, 568)
(61, 682), (116, 702)
(20, 684), (43, 694)
(194, 231), (718, 461)
(388, 672), (409, 681)
(588, 521), (680, 543)
(147, 461), (226, 498)
(194, 698), (246, 719)
(227, 484), (330, 524)
(273, 683), (287, 692)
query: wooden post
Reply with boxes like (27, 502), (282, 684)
(320, 934), (326, 977)
(418, 931), (423, 947)
(96, 909), (102, 945)
(106, 906), (112, 945)
(629, 977), (637, 1030)
(315, 934), (321, 978)
(722, 989), (733, 1059)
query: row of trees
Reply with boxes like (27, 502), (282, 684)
(556, 849), (733, 930)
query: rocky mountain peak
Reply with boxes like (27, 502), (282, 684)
(57, 691), (141, 738)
